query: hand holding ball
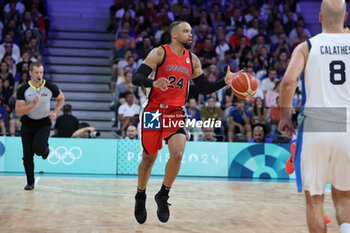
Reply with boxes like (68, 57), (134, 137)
(231, 72), (258, 99)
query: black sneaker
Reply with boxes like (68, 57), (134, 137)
(134, 196), (147, 224)
(24, 184), (34, 190)
(155, 192), (171, 223)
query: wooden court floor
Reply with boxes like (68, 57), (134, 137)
(0, 176), (340, 233)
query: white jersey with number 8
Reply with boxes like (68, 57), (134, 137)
(304, 33), (350, 123)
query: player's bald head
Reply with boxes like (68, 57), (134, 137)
(321, 0), (346, 24)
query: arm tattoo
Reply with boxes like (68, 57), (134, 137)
(156, 50), (162, 56)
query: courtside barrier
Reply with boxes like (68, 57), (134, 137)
(0, 137), (294, 179)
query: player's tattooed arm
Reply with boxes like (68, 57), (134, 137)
(143, 46), (165, 70)
(190, 52), (203, 79)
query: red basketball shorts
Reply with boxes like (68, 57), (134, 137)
(140, 103), (187, 154)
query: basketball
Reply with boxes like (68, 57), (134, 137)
(231, 72), (258, 99)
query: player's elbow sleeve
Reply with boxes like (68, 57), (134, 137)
(192, 73), (226, 94)
(132, 64), (154, 87)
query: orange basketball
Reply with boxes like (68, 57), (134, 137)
(231, 72), (258, 99)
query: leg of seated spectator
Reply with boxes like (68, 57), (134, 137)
(245, 124), (252, 141)
(9, 119), (15, 136)
(227, 123), (235, 142)
(305, 191), (327, 233)
(120, 117), (132, 132)
(110, 81), (116, 94)
(331, 186), (350, 231)
(0, 120), (6, 136)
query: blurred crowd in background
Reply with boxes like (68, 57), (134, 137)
(107, 0), (306, 142)
(0, 0), (48, 136)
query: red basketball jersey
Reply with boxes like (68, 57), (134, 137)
(148, 44), (193, 107)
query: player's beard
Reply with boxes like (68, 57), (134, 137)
(183, 41), (192, 50)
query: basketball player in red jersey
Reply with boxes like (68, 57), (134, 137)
(132, 21), (241, 224)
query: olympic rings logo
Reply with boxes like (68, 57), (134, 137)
(47, 146), (82, 165)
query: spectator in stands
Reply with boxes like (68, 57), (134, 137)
(0, 85), (7, 136)
(115, 1), (135, 26)
(113, 70), (136, 106)
(187, 98), (201, 121)
(226, 7), (246, 32)
(125, 125), (137, 139)
(215, 32), (232, 61)
(201, 96), (222, 121)
(3, 53), (17, 78)
(268, 20), (285, 45)
(118, 91), (140, 133)
(265, 81), (280, 108)
(197, 126), (217, 142)
(152, 7), (171, 32)
(229, 25), (251, 48)
(5, 1), (22, 23)
(4, 0), (25, 15)
(193, 9), (212, 27)
(171, 0), (191, 19)
(107, 0), (122, 32)
(72, 122), (99, 138)
(246, 17), (260, 39)
(252, 34), (270, 55)
(250, 97), (269, 127)
(210, 3), (225, 29)
(228, 99), (252, 142)
(16, 52), (31, 76)
(2, 43), (20, 65)
(289, 18), (311, 41)
(261, 67), (277, 95)
(255, 46), (270, 74)
(115, 29), (136, 51)
(136, 36), (153, 60)
(274, 51), (289, 77)
(249, 124), (273, 143)
(272, 33), (291, 60)
(20, 29), (34, 52)
(178, 4), (192, 22)
(216, 50), (239, 77)
(0, 34), (20, 63)
(0, 61), (14, 92)
(192, 23), (210, 49)
(54, 104), (79, 137)
(30, 4), (46, 44)
(3, 19), (22, 44)
(27, 37), (41, 61)
(269, 96), (280, 139)
(134, 1), (153, 36)
(198, 37), (217, 67)
(186, 97), (202, 141)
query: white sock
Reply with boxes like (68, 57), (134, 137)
(341, 223), (350, 233)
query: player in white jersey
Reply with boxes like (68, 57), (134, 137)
(279, 0), (350, 232)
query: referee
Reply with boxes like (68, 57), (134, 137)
(15, 62), (65, 190)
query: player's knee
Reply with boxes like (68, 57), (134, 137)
(142, 154), (157, 167)
(170, 152), (183, 163)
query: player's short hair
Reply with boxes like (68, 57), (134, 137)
(168, 21), (185, 34)
(30, 62), (43, 71)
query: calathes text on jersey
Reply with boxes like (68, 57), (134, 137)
(165, 65), (190, 75)
(320, 45), (350, 55)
